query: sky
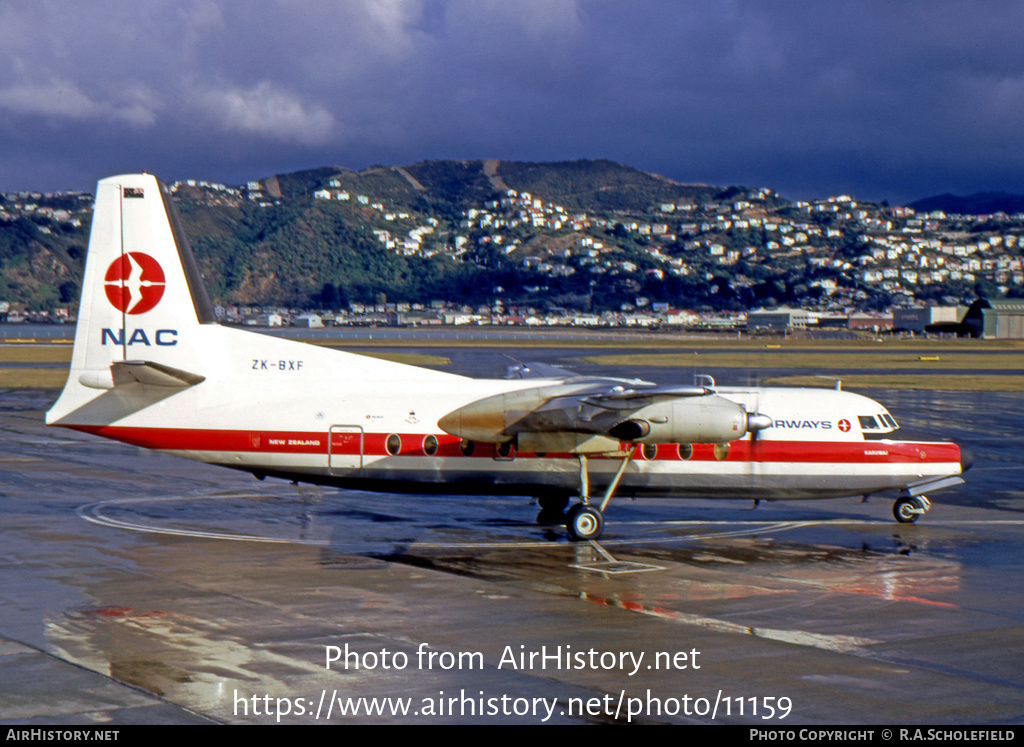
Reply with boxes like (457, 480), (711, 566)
(3, 0), (1024, 204)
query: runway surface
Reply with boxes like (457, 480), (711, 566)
(2, 364), (1024, 724)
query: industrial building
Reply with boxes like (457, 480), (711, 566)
(963, 298), (1024, 339)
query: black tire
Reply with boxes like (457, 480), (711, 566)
(537, 494), (570, 513)
(566, 504), (604, 541)
(536, 494), (570, 524)
(893, 497), (921, 524)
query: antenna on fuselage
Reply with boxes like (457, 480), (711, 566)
(810, 375), (843, 390)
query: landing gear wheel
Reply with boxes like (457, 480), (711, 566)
(893, 496), (923, 523)
(566, 504), (604, 541)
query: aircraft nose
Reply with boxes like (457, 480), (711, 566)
(960, 446), (975, 473)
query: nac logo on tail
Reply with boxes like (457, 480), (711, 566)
(101, 252), (176, 347)
(104, 253), (165, 314)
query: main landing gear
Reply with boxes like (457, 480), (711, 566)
(566, 504), (604, 541)
(562, 445), (639, 541)
(893, 495), (931, 524)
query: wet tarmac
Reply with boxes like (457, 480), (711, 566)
(2, 350), (1024, 724)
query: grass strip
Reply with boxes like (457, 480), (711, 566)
(584, 352), (1024, 370)
(0, 369), (69, 389)
(764, 374), (1024, 391)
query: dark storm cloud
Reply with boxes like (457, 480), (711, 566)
(2, 0), (1023, 202)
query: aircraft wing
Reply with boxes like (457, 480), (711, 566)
(504, 361), (655, 388)
(505, 382), (713, 437)
(577, 384), (712, 409)
(439, 378), (763, 446)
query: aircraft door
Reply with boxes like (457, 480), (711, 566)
(329, 425), (363, 473)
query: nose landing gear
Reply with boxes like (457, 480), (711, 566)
(893, 495), (931, 523)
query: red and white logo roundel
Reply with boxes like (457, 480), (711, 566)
(837, 419), (851, 432)
(104, 252), (166, 315)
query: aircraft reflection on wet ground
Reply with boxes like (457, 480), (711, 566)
(2, 366), (1024, 723)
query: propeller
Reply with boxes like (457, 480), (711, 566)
(744, 372), (772, 443)
(746, 410), (773, 436)
(744, 385), (772, 499)
(737, 371), (771, 501)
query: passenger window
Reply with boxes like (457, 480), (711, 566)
(385, 434), (402, 455)
(422, 435), (438, 456)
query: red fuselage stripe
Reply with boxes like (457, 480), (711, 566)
(65, 425), (962, 465)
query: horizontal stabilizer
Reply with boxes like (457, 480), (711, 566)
(112, 360), (206, 388)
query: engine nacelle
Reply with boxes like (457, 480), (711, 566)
(607, 396), (751, 444)
(437, 384), (569, 443)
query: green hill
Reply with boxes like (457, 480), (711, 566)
(0, 212), (89, 310)
(494, 159), (721, 212)
(179, 197), (482, 307)
(0, 159), (752, 312)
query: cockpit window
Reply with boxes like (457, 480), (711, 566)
(881, 413), (899, 429)
(858, 415), (879, 430)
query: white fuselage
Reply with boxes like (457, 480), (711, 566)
(52, 324), (963, 502)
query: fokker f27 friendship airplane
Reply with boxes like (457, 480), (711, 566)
(47, 173), (971, 540)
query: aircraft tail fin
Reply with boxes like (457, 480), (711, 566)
(47, 173), (216, 423)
